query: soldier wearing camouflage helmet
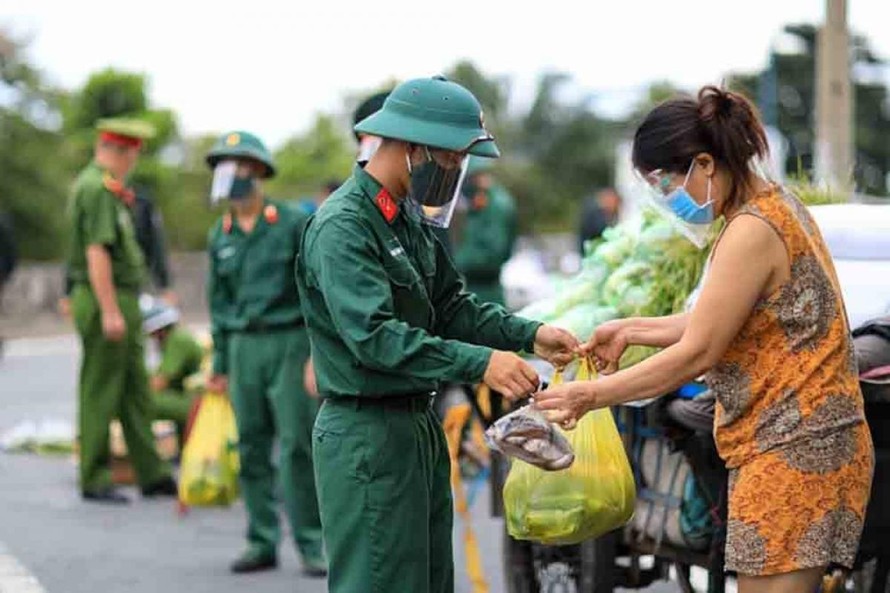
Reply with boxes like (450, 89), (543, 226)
(205, 131), (326, 577)
(295, 76), (578, 592)
(452, 155), (518, 306)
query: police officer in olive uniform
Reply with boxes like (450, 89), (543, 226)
(296, 76), (578, 593)
(204, 131), (325, 576)
(67, 118), (176, 504)
(453, 156), (518, 306)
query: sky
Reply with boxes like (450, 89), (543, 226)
(3, 0), (889, 148)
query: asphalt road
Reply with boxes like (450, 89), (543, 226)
(0, 333), (685, 593)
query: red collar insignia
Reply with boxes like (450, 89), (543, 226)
(222, 213), (233, 234)
(374, 188), (398, 223)
(102, 172), (135, 207)
(263, 204), (279, 225)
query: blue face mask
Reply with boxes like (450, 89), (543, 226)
(663, 162), (713, 225)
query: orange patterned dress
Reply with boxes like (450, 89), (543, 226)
(706, 186), (874, 576)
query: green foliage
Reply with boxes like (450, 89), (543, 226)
(266, 114), (355, 199)
(729, 24), (890, 197)
(0, 33), (72, 260)
(447, 65), (617, 232)
(786, 162), (848, 206)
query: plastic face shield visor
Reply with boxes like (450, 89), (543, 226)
(210, 160), (256, 204)
(635, 167), (713, 249)
(407, 147), (470, 228)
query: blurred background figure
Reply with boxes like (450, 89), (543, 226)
(141, 296), (203, 445)
(0, 209), (16, 355)
(451, 156), (518, 306)
(61, 184), (177, 316)
(577, 187), (622, 254)
(299, 179), (341, 215)
(67, 117), (176, 504)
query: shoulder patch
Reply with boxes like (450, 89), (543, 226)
(374, 188), (398, 223)
(102, 172), (135, 207)
(264, 204), (279, 225)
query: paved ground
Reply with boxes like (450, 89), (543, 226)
(0, 333), (686, 592)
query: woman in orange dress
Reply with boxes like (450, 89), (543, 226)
(535, 86), (874, 593)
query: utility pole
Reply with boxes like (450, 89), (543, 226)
(814, 0), (853, 194)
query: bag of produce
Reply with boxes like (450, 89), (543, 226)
(178, 392), (240, 507)
(502, 359), (636, 544)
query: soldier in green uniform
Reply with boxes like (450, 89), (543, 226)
(453, 156), (518, 306)
(141, 297), (203, 441)
(296, 76), (579, 593)
(67, 118), (176, 504)
(204, 131), (325, 576)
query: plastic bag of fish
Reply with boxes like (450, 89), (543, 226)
(484, 405), (575, 471)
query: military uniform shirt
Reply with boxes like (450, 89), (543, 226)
(207, 199), (308, 375)
(296, 165), (541, 398)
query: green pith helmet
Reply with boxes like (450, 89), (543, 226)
(353, 91), (390, 141)
(353, 76), (499, 158)
(206, 130), (276, 178)
(467, 156), (496, 176)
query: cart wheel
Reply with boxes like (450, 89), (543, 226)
(503, 530), (538, 593)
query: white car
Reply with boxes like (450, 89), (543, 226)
(810, 203), (890, 329)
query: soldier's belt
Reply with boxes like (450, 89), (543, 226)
(324, 392), (437, 413)
(236, 319), (305, 333)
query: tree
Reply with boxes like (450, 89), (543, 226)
(0, 33), (72, 260)
(444, 63), (618, 232)
(267, 114), (356, 200)
(729, 25), (890, 196)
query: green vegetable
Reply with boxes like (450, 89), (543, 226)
(521, 203), (716, 367)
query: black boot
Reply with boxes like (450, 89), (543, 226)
(230, 550), (278, 574)
(82, 486), (130, 505)
(141, 476), (177, 497)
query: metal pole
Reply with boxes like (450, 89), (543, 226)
(814, 0), (853, 195)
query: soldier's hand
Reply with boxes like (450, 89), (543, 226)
(303, 358), (319, 398)
(533, 325), (580, 368)
(101, 309), (126, 342)
(207, 374), (228, 395)
(483, 351), (540, 401)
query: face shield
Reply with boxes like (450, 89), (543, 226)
(210, 160), (256, 205)
(357, 135), (383, 163)
(405, 146), (469, 228)
(635, 166), (715, 249)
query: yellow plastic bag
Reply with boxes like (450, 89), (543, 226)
(178, 392), (240, 507)
(503, 359), (635, 545)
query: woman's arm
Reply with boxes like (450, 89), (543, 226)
(536, 214), (787, 423)
(582, 313), (689, 374)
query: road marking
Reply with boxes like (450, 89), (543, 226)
(0, 543), (46, 593)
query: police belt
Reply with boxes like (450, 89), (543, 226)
(325, 392), (436, 413)
(236, 319), (305, 334)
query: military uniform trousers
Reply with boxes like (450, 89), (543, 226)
(228, 325), (324, 561)
(313, 394), (453, 593)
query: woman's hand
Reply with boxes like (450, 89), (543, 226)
(533, 380), (597, 430)
(581, 319), (629, 375)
